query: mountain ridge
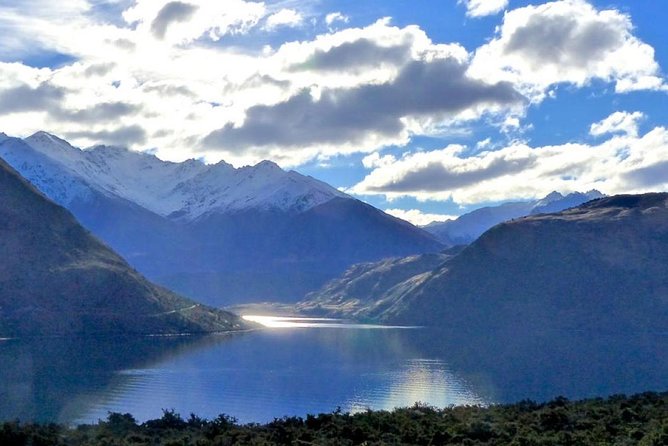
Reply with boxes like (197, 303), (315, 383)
(22, 131), (348, 220)
(303, 193), (668, 334)
(0, 155), (248, 337)
(425, 190), (605, 244)
(1, 131), (443, 304)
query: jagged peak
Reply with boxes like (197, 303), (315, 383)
(252, 159), (282, 171)
(25, 131), (78, 151)
(542, 191), (564, 201)
(584, 189), (605, 199)
(3, 132), (349, 219)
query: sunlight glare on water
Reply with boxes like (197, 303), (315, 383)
(242, 315), (413, 329)
(346, 359), (488, 414)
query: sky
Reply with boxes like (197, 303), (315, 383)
(0, 0), (667, 225)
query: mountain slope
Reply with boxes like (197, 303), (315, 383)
(1, 132), (442, 304)
(425, 190), (604, 244)
(374, 193), (668, 332)
(0, 157), (247, 337)
(297, 249), (460, 319)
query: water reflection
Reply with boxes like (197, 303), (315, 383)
(71, 328), (481, 424)
(0, 335), (225, 423)
(347, 358), (487, 414)
(405, 327), (668, 404)
(1, 324), (666, 425)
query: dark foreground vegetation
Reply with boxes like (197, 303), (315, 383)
(1, 392), (667, 445)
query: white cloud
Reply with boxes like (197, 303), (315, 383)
(350, 125), (668, 205)
(459, 0), (508, 18)
(590, 111), (645, 137)
(0, 0), (664, 172)
(325, 12), (349, 27)
(468, 0), (665, 98)
(264, 9), (303, 31)
(362, 152), (397, 169)
(475, 137), (492, 149)
(1, 10), (523, 167)
(202, 18), (524, 163)
(384, 208), (457, 226)
(122, 0), (267, 44)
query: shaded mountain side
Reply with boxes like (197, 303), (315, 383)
(158, 198), (444, 304)
(0, 157), (248, 337)
(297, 248), (464, 319)
(377, 193), (668, 332)
(68, 193), (196, 278)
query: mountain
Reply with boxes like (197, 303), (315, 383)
(21, 131), (347, 219)
(0, 156), (248, 337)
(297, 247), (463, 320)
(325, 193), (668, 333)
(425, 190), (604, 244)
(0, 132), (443, 304)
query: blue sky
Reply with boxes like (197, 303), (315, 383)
(0, 0), (667, 224)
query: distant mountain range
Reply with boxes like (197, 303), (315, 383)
(0, 156), (247, 337)
(424, 190), (604, 245)
(0, 132), (442, 305)
(303, 193), (668, 334)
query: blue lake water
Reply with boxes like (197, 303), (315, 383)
(1, 317), (666, 425)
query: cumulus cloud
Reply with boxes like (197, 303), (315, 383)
(590, 111), (645, 137)
(54, 102), (141, 123)
(325, 12), (349, 28)
(203, 57), (523, 152)
(151, 2), (199, 39)
(384, 208), (457, 226)
(0, 0), (664, 172)
(123, 0), (267, 43)
(350, 125), (668, 205)
(264, 9), (303, 31)
(469, 0), (665, 97)
(83, 62), (116, 77)
(362, 152), (396, 169)
(291, 38), (412, 72)
(64, 125), (148, 146)
(459, 0), (508, 18)
(0, 83), (65, 115)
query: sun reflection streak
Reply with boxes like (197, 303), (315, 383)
(346, 359), (488, 413)
(242, 315), (416, 329)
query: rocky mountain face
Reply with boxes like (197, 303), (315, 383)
(297, 247), (464, 320)
(305, 194), (668, 334)
(425, 190), (604, 245)
(0, 132), (442, 304)
(0, 157), (248, 337)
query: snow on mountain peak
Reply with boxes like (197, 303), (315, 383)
(17, 132), (347, 219)
(585, 189), (605, 199)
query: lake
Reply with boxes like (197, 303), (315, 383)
(1, 316), (666, 425)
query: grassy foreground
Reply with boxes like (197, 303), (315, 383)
(1, 392), (666, 445)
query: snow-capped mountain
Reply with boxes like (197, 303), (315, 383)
(425, 190), (605, 245)
(530, 190), (604, 215)
(0, 131), (442, 305)
(23, 131), (346, 220)
(0, 137), (94, 205)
